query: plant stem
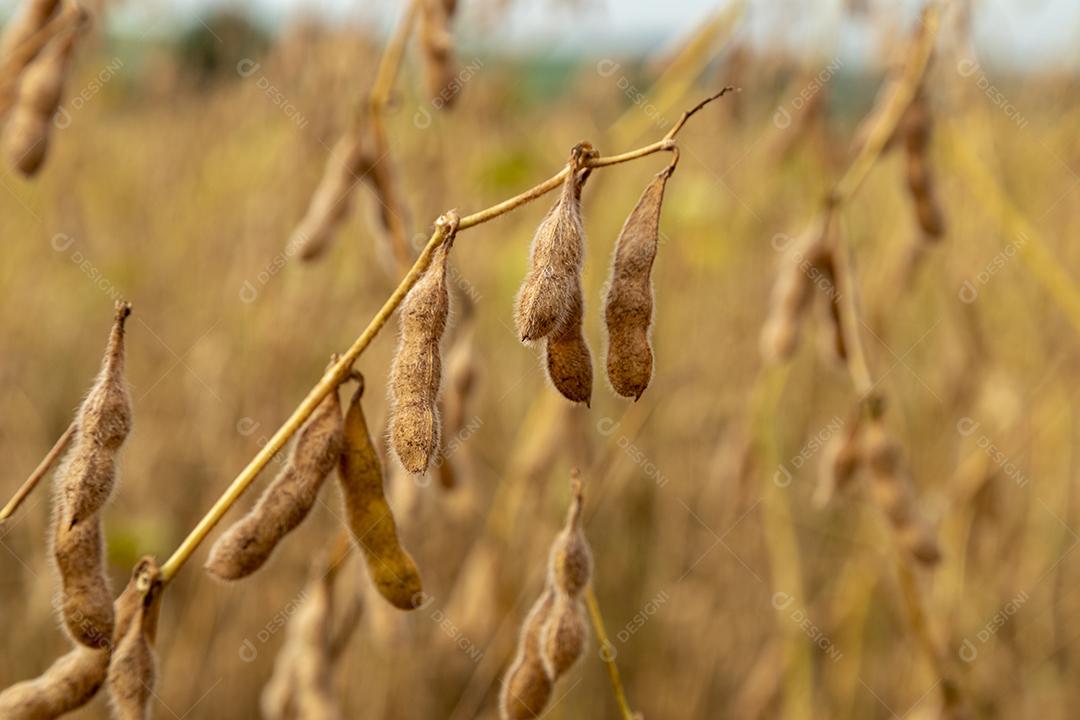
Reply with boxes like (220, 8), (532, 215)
(365, 0), (419, 270)
(0, 421), (75, 524)
(159, 90), (733, 584)
(584, 585), (637, 720)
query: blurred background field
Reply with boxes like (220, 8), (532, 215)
(1, 1), (1079, 718)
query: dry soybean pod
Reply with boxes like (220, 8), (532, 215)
(0, 556), (151, 718)
(0, 0), (61, 71)
(417, 0), (457, 108)
(544, 280), (592, 406)
(60, 300), (132, 527)
(514, 144), (594, 343)
(107, 558), (163, 720)
(603, 152), (676, 400)
(340, 376), (423, 610)
(291, 130), (375, 261)
(3, 17), (80, 176)
(499, 589), (556, 720)
(205, 387), (344, 580)
(539, 477), (591, 679)
(388, 213), (456, 475)
(52, 301), (132, 648)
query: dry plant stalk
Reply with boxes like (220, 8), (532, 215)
(515, 144), (594, 343)
(339, 379), (423, 610)
(0, 557), (154, 718)
(53, 300), (132, 648)
(603, 155), (676, 400)
(205, 389), (344, 580)
(417, 0), (457, 106)
(499, 477), (592, 719)
(106, 557), (163, 720)
(0, 0), (61, 73)
(389, 219), (455, 474)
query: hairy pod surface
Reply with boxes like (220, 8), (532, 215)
(0, 557), (153, 718)
(499, 589), (556, 720)
(107, 558), (163, 720)
(205, 392), (344, 580)
(514, 150), (591, 342)
(603, 165), (671, 399)
(389, 240), (451, 474)
(53, 516), (113, 648)
(340, 385), (423, 610)
(61, 302), (132, 528)
(539, 594), (587, 680)
(544, 283), (592, 405)
(547, 481), (592, 597)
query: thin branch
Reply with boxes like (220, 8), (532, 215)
(0, 421), (76, 523)
(584, 585), (638, 720)
(159, 91), (733, 584)
(662, 86), (736, 142)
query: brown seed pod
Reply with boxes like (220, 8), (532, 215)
(3, 22), (79, 176)
(547, 478), (592, 597)
(515, 146), (593, 343)
(603, 162), (673, 400)
(205, 391), (344, 580)
(813, 430), (861, 508)
(53, 515), (113, 648)
(901, 91), (946, 240)
(539, 593), (587, 680)
(291, 132), (375, 261)
(0, 557), (150, 719)
(107, 558), (163, 720)
(760, 215), (832, 363)
(389, 233), (453, 475)
(417, 0), (457, 108)
(862, 421), (941, 565)
(544, 283), (592, 405)
(339, 382), (423, 610)
(60, 301), (133, 527)
(811, 246), (847, 367)
(499, 589), (555, 720)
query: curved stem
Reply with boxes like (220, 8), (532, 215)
(159, 90), (734, 584)
(584, 585), (637, 720)
(0, 421), (75, 524)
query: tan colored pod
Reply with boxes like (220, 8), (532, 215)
(546, 479), (592, 597)
(418, 0), (457, 107)
(4, 24), (79, 176)
(339, 383), (423, 610)
(389, 239), (452, 474)
(0, 556), (151, 718)
(499, 589), (556, 720)
(53, 515), (113, 648)
(291, 133), (375, 261)
(60, 301), (132, 527)
(107, 558), (163, 720)
(205, 391), (344, 580)
(544, 284), (592, 406)
(603, 164), (672, 399)
(515, 147), (592, 342)
(539, 594), (587, 680)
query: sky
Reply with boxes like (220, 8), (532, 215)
(19, 0), (1080, 71)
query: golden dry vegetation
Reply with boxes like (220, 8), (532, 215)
(1, 3), (1079, 719)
